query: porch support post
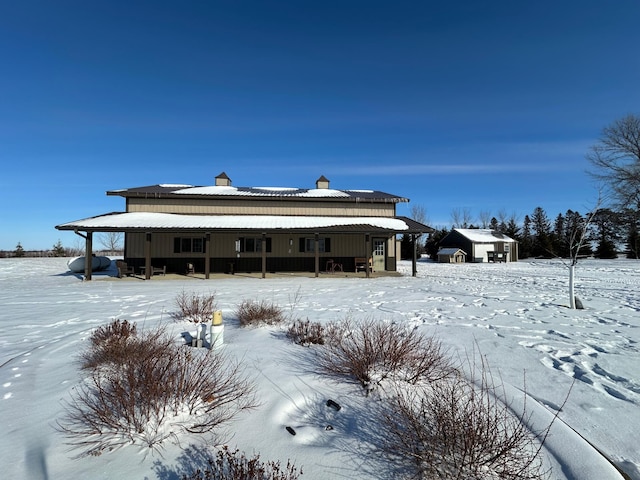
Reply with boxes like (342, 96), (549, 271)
(84, 232), (93, 281)
(412, 234), (418, 277)
(144, 232), (151, 280)
(205, 233), (211, 279)
(314, 233), (319, 278)
(365, 234), (371, 278)
(261, 232), (267, 279)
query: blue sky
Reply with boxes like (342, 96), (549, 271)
(1, 1), (639, 250)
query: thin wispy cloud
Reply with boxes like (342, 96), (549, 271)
(318, 139), (594, 177)
(328, 163), (548, 176)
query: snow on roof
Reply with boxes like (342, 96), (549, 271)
(297, 188), (350, 198)
(57, 212), (410, 231)
(173, 186), (240, 195)
(252, 187), (299, 191)
(455, 228), (516, 243)
(438, 247), (466, 255)
(172, 186), (351, 198)
(110, 183), (407, 202)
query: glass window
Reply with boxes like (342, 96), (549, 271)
(239, 237), (271, 253)
(175, 237), (206, 253)
(192, 237), (203, 253)
(304, 237), (329, 253)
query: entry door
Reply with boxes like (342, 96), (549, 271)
(372, 238), (386, 271)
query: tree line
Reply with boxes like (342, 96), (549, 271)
(2, 233), (123, 258)
(406, 113), (640, 261)
(407, 204), (637, 261)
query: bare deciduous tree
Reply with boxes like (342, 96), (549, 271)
(497, 208), (509, 227)
(587, 114), (640, 210)
(410, 204), (428, 226)
(564, 197), (602, 309)
(410, 204), (430, 252)
(98, 232), (123, 254)
(478, 209), (492, 228)
(450, 207), (474, 228)
(71, 237), (85, 256)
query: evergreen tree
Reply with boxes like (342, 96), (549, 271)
(530, 207), (553, 258)
(556, 210), (591, 258)
(570, 211), (593, 257)
(621, 209), (640, 259)
(595, 237), (618, 259)
(504, 217), (521, 242)
(592, 209), (621, 259)
(489, 217), (500, 231)
(400, 234), (422, 260)
(519, 215), (532, 259)
(425, 228), (451, 260)
(553, 213), (568, 257)
(15, 242), (25, 257)
(626, 220), (639, 259)
(52, 239), (66, 257)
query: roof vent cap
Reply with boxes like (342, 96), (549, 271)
(215, 172), (231, 186)
(315, 175), (330, 189)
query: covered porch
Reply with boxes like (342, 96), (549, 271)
(56, 212), (432, 280)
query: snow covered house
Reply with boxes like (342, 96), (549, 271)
(56, 172), (433, 280)
(438, 228), (518, 263)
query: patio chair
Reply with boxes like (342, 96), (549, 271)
(354, 257), (373, 273)
(325, 259), (343, 273)
(116, 260), (135, 278)
(151, 265), (166, 276)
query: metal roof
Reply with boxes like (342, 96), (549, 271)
(453, 228), (517, 243)
(56, 212), (432, 234)
(106, 184), (409, 203)
(437, 247), (467, 255)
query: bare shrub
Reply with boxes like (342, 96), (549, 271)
(80, 319), (139, 370)
(286, 319), (325, 346)
(236, 299), (284, 327)
(182, 445), (302, 480)
(380, 367), (549, 480)
(318, 318), (451, 393)
(59, 325), (257, 456)
(88, 318), (137, 345)
(175, 290), (217, 323)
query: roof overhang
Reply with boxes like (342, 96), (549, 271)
(56, 212), (433, 235)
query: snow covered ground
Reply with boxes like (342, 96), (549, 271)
(0, 257), (638, 479)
